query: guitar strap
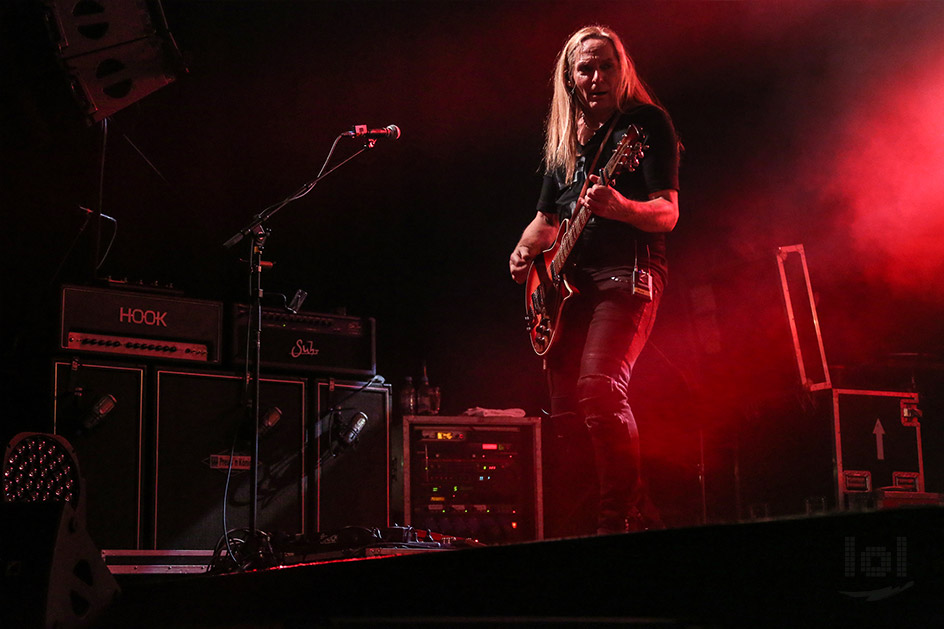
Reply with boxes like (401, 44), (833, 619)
(576, 115), (620, 202)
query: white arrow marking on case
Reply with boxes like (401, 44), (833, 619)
(873, 419), (886, 461)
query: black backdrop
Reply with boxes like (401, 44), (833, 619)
(4, 1), (944, 525)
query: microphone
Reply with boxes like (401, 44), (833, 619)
(82, 394), (117, 431)
(338, 412), (369, 449)
(259, 406), (283, 437)
(342, 124), (401, 140)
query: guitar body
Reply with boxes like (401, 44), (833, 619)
(523, 123), (648, 356)
(525, 218), (575, 356)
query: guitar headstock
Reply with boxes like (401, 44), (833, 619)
(602, 124), (648, 184)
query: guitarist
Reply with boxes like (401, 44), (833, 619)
(509, 25), (680, 536)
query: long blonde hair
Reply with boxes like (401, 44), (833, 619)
(544, 25), (658, 183)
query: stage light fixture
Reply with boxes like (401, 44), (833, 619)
(2, 433), (83, 510)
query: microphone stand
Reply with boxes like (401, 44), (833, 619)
(221, 137), (374, 569)
(89, 118), (108, 281)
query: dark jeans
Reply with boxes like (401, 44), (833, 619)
(545, 275), (662, 535)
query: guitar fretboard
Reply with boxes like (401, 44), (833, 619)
(551, 206), (591, 278)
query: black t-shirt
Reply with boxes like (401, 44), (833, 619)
(536, 103), (679, 289)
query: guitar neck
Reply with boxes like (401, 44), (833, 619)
(600, 154), (620, 185)
(550, 206), (591, 277)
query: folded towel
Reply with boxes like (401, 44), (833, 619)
(462, 407), (527, 417)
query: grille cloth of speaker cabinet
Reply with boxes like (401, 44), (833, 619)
(403, 415), (543, 544)
(312, 380), (391, 532)
(153, 369), (306, 550)
(53, 359), (145, 550)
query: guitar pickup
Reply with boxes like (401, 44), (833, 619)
(531, 286), (545, 313)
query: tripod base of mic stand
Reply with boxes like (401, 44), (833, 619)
(209, 527), (281, 574)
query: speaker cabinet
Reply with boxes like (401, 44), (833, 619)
(153, 369), (307, 550)
(0, 502), (120, 628)
(312, 379), (391, 532)
(53, 358), (145, 549)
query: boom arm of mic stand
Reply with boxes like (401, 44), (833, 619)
(221, 142), (370, 250)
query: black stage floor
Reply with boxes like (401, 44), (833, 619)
(94, 506), (944, 628)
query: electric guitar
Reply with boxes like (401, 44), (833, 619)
(525, 124), (648, 355)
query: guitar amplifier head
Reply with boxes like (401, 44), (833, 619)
(231, 306), (376, 377)
(59, 284), (222, 364)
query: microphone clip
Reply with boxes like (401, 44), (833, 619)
(342, 124), (370, 138)
(342, 125), (378, 149)
(341, 125), (401, 147)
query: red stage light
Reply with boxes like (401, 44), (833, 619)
(2, 433), (83, 509)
